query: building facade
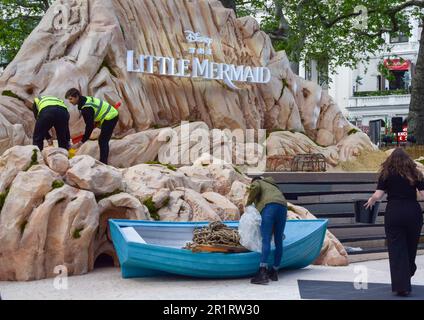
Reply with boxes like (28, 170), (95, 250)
(299, 16), (421, 132)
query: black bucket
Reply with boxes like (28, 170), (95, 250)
(354, 200), (380, 224)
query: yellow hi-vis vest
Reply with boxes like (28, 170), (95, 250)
(82, 96), (119, 124)
(34, 96), (68, 113)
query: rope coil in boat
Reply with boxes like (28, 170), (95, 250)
(185, 222), (243, 251)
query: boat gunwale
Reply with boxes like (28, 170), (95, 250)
(109, 219), (328, 278)
(109, 219), (328, 257)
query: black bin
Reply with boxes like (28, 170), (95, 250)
(354, 200), (380, 224)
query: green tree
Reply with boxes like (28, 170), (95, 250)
(276, 0), (424, 144)
(0, 0), (51, 67)
(222, 0), (424, 144)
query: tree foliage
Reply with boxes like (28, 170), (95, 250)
(222, 0), (423, 76)
(220, 0), (424, 142)
(0, 0), (51, 67)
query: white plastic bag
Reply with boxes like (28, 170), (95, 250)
(239, 205), (262, 253)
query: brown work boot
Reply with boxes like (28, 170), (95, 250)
(250, 267), (269, 285)
(268, 267), (279, 281)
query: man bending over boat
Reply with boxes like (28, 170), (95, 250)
(246, 176), (288, 285)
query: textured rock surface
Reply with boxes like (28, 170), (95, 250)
(287, 203), (349, 266)
(158, 190), (193, 222)
(226, 180), (250, 213)
(72, 119), (376, 171)
(0, 111), (30, 155)
(0, 145), (44, 193)
(0, 0), (370, 164)
(180, 188), (222, 222)
(29, 186), (99, 280)
(42, 147), (70, 176)
(0, 0), (359, 279)
(0, 165), (61, 280)
(267, 130), (377, 168)
(95, 192), (151, 265)
(0, 145), (348, 281)
(122, 164), (196, 199)
(66, 155), (123, 195)
(77, 129), (165, 168)
(202, 191), (240, 221)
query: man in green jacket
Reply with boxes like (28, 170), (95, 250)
(246, 176), (288, 285)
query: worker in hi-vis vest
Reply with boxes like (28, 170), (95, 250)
(24, 96), (71, 151)
(65, 88), (119, 165)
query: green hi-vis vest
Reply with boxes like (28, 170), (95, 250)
(82, 96), (119, 123)
(34, 96), (68, 113)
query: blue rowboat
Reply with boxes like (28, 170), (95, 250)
(109, 219), (328, 279)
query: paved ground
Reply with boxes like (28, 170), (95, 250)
(1, 256), (424, 300)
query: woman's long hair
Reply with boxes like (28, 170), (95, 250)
(379, 148), (423, 185)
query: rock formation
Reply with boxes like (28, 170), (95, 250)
(0, 145), (348, 281)
(0, 0), (367, 281)
(0, 0), (374, 165)
(74, 121), (376, 171)
(287, 204), (349, 266)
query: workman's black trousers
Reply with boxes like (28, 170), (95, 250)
(33, 106), (70, 151)
(99, 116), (119, 165)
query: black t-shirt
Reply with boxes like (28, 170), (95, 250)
(377, 174), (424, 201)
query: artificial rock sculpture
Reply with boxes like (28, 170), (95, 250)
(0, 0), (374, 165)
(0, 146), (349, 281)
(0, 0), (363, 281)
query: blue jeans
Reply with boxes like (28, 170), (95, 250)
(260, 203), (287, 268)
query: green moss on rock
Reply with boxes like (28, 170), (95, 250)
(0, 188), (10, 213)
(233, 166), (243, 175)
(2, 90), (24, 101)
(73, 227), (84, 239)
(143, 197), (161, 221)
(348, 128), (360, 136)
(25, 149), (39, 171)
(52, 180), (65, 189)
(145, 161), (177, 172)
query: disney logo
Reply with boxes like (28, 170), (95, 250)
(184, 30), (213, 47)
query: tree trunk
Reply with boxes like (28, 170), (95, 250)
(274, 0), (290, 36)
(409, 22), (424, 144)
(272, 0), (302, 75)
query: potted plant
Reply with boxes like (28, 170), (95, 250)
(355, 75), (363, 92)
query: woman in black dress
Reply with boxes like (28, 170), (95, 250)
(366, 148), (424, 297)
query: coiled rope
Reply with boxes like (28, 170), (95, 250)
(185, 221), (242, 250)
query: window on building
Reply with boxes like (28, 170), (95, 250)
(389, 70), (407, 90)
(390, 32), (409, 43)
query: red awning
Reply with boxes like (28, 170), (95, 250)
(384, 58), (411, 71)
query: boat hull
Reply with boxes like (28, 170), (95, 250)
(109, 219), (328, 279)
